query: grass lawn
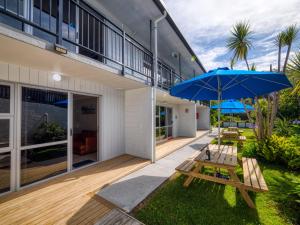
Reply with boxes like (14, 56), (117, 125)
(135, 129), (300, 225)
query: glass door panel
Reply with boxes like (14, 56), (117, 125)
(0, 83), (13, 194)
(0, 152), (11, 194)
(20, 86), (68, 187)
(72, 94), (98, 169)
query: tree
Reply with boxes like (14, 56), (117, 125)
(227, 24), (299, 142)
(283, 25), (299, 73)
(227, 22), (253, 70)
(275, 32), (286, 72)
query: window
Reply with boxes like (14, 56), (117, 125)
(20, 144), (67, 186)
(0, 83), (13, 194)
(0, 152), (11, 194)
(21, 87), (68, 146)
(0, 119), (9, 148)
(156, 106), (173, 142)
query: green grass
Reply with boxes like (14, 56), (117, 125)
(135, 129), (300, 225)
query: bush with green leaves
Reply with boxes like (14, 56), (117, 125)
(274, 118), (292, 136)
(257, 134), (300, 170)
(242, 142), (257, 158)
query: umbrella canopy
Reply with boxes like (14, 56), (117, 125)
(170, 67), (292, 100)
(220, 108), (251, 114)
(211, 99), (254, 111)
(170, 67), (292, 149)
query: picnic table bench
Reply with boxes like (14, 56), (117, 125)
(228, 126), (243, 134)
(176, 144), (268, 208)
(220, 131), (246, 145)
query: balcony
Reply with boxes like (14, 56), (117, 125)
(0, 0), (184, 90)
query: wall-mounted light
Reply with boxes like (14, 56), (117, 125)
(52, 73), (62, 82)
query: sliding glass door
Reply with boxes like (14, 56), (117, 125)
(155, 106), (173, 143)
(72, 94), (98, 169)
(0, 83), (14, 194)
(0, 83), (101, 193)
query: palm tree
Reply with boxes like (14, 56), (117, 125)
(230, 57), (236, 69)
(250, 63), (256, 71)
(274, 32), (285, 72)
(287, 50), (300, 95)
(227, 22), (253, 70)
(282, 25), (299, 73)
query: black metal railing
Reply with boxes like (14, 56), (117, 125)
(0, 0), (184, 89)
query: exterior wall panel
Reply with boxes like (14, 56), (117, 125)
(0, 60), (125, 161)
(178, 104), (196, 137)
(125, 87), (153, 159)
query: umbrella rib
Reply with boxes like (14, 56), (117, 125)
(197, 77), (218, 92)
(222, 75), (240, 89)
(195, 84), (217, 92)
(253, 77), (291, 87)
(222, 77), (250, 91)
(190, 86), (206, 100)
(239, 83), (257, 96)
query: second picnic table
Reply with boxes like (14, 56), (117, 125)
(176, 144), (268, 208)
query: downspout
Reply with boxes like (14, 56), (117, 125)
(152, 10), (167, 163)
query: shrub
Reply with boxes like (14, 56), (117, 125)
(242, 142), (257, 158)
(274, 118), (291, 136)
(257, 134), (299, 170)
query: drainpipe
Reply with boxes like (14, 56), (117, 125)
(152, 11), (167, 163)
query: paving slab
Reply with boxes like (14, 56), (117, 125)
(97, 134), (214, 213)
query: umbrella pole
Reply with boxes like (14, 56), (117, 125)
(217, 78), (221, 150)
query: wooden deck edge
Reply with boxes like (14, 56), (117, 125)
(92, 159), (151, 194)
(156, 131), (210, 160)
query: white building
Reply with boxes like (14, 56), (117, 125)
(0, 0), (210, 195)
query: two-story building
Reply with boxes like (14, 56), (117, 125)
(0, 0), (210, 195)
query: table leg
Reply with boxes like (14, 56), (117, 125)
(228, 169), (255, 208)
(183, 163), (203, 187)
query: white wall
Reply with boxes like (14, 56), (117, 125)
(124, 87), (153, 159)
(197, 107), (210, 130)
(178, 104), (196, 137)
(0, 61), (125, 161)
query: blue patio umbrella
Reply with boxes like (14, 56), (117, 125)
(170, 67), (292, 149)
(220, 108), (251, 114)
(211, 99), (254, 111)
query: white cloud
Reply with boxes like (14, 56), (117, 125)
(163, 0), (300, 71)
(194, 46), (228, 69)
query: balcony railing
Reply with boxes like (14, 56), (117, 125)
(0, 0), (184, 90)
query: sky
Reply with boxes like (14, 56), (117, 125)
(162, 0), (300, 71)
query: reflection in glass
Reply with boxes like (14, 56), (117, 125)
(0, 152), (10, 194)
(159, 107), (166, 127)
(160, 127), (167, 139)
(0, 120), (9, 148)
(0, 84), (10, 113)
(21, 87), (68, 146)
(167, 108), (172, 126)
(155, 128), (160, 140)
(20, 144), (67, 186)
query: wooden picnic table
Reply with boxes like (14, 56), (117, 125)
(221, 131), (246, 145)
(176, 144), (268, 208)
(228, 127), (243, 134)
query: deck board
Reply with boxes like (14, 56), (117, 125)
(0, 155), (150, 225)
(155, 130), (208, 160)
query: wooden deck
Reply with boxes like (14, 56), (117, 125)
(155, 130), (209, 160)
(0, 155), (150, 225)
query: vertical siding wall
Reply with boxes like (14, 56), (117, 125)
(125, 87), (153, 159)
(178, 104), (197, 137)
(0, 61), (125, 161)
(197, 107), (210, 130)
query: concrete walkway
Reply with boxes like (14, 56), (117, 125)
(97, 133), (215, 213)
